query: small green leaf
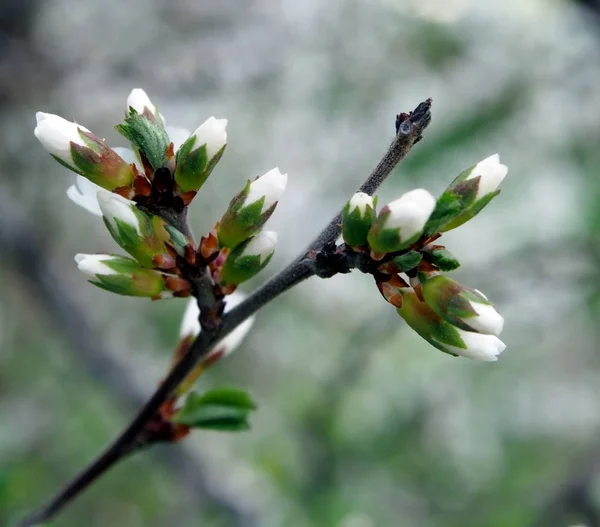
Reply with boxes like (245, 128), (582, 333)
(116, 113), (170, 170)
(393, 251), (422, 272)
(173, 388), (256, 432)
(428, 247), (460, 271)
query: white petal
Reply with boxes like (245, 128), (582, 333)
(66, 176), (103, 216)
(441, 331), (506, 362)
(179, 291), (255, 359)
(467, 153), (508, 199)
(97, 190), (141, 235)
(34, 112), (90, 165)
(467, 301), (504, 336)
(245, 167), (288, 211)
(75, 253), (118, 278)
(242, 231), (277, 263)
(112, 147), (143, 172)
(386, 188), (436, 239)
(348, 192), (374, 216)
(165, 126), (192, 152)
(187, 117), (228, 160)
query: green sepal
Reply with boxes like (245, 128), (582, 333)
(50, 154), (83, 175)
(164, 224), (189, 257)
(440, 189), (500, 232)
(396, 290), (468, 356)
(174, 137), (226, 193)
(367, 224), (420, 254)
(173, 388), (256, 432)
(115, 112), (170, 170)
(421, 275), (490, 332)
(393, 251), (422, 272)
(220, 242), (274, 287)
(218, 181), (276, 248)
(342, 201), (376, 247)
(428, 247), (460, 271)
(89, 262), (166, 298)
(103, 208), (177, 268)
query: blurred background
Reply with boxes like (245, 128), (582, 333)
(1, 0), (600, 525)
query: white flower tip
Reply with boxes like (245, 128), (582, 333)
(386, 188), (436, 237)
(74, 253), (116, 278)
(127, 88), (157, 116)
(246, 167), (288, 210)
(349, 192), (374, 213)
(180, 291), (255, 360)
(470, 302), (505, 337)
(470, 154), (508, 197)
(96, 190), (140, 233)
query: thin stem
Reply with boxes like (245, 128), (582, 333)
(16, 99), (432, 527)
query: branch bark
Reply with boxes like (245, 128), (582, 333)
(15, 98), (432, 527)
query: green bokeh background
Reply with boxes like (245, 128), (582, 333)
(2, 0), (600, 526)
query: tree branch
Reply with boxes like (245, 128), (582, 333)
(0, 194), (257, 527)
(16, 98), (432, 527)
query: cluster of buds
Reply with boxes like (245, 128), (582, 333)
(34, 88), (283, 301)
(341, 154), (508, 361)
(201, 167), (287, 295)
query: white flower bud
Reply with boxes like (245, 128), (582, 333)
(245, 167), (288, 212)
(467, 298), (504, 336)
(34, 112), (90, 170)
(66, 176), (103, 216)
(385, 189), (436, 238)
(97, 190), (141, 235)
(240, 231), (277, 264)
(348, 192), (374, 216)
(74, 253), (118, 278)
(180, 291), (255, 359)
(187, 117), (227, 159)
(126, 88), (162, 121)
(442, 330), (506, 362)
(466, 154), (508, 199)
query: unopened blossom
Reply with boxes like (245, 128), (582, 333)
(342, 192), (376, 247)
(219, 231), (278, 287)
(179, 290), (255, 360)
(367, 189), (436, 254)
(217, 167), (288, 249)
(397, 289), (506, 362)
(421, 274), (504, 336)
(75, 253), (170, 298)
(174, 116), (228, 193)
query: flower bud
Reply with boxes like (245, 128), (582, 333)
(35, 112), (135, 190)
(75, 253), (170, 298)
(421, 275), (504, 336)
(126, 88), (163, 123)
(116, 93), (170, 171)
(217, 167), (288, 249)
(180, 291), (255, 360)
(342, 192), (376, 247)
(219, 231), (277, 287)
(367, 189), (435, 255)
(397, 289), (506, 361)
(425, 154), (508, 235)
(97, 190), (185, 269)
(174, 116), (228, 193)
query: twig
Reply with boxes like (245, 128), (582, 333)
(16, 98), (432, 526)
(0, 194), (257, 527)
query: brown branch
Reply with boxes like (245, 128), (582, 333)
(0, 194), (257, 527)
(15, 98), (432, 527)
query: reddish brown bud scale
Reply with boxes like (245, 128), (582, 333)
(133, 174), (152, 197)
(180, 190), (197, 206)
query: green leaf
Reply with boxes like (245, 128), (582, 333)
(115, 113), (170, 170)
(393, 251), (422, 272)
(173, 388), (257, 432)
(428, 247), (460, 271)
